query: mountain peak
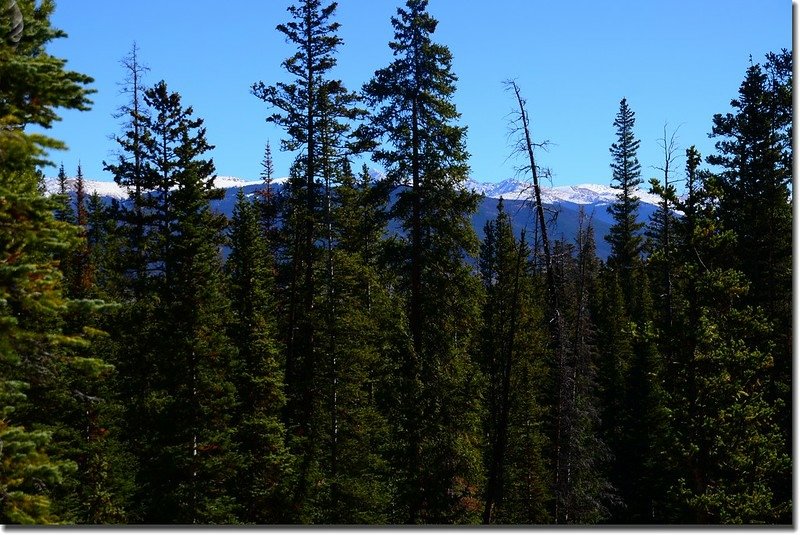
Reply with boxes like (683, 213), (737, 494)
(44, 174), (664, 209)
(465, 178), (663, 207)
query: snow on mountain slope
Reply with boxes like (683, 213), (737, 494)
(45, 173), (662, 209)
(465, 178), (663, 206)
(43, 175), (287, 200)
(44, 177), (129, 199)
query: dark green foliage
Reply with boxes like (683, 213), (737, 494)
(478, 200), (551, 524)
(62, 164), (93, 298)
(0, 168), (82, 524)
(0, 0), (117, 524)
(53, 163), (74, 223)
(663, 152), (790, 523)
(136, 81), (240, 524)
(226, 190), (293, 523)
(599, 100), (674, 524)
(707, 54), (792, 511)
(363, 0), (484, 523)
(255, 140), (279, 241)
(1, 0), (791, 524)
(306, 163), (398, 523)
(708, 51), (792, 326)
(548, 217), (614, 525)
(251, 4), (367, 515)
(104, 79), (242, 523)
(605, 97), (644, 293)
(102, 43), (152, 295)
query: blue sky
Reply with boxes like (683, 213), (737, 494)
(44, 1), (789, 188)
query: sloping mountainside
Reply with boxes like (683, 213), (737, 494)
(46, 175), (661, 260)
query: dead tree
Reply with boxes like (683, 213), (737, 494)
(502, 79), (571, 524)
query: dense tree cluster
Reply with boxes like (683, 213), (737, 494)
(0, 0), (790, 525)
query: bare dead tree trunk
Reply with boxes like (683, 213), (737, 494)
(506, 80), (569, 523)
(652, 123), (680, 331)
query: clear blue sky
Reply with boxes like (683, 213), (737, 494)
(43, 0), (789, 187)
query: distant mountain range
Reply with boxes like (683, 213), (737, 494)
(45, 175), (663, 259)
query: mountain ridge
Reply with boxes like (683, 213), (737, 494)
(43, 174), (662, 259)
(44, 174), (665, 208)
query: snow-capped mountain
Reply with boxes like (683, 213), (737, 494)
(44, 176), (130, 200)
(43, 175), (287, 200)
(465, 177), (663, 207)
(44, 173), (664, 259)
(46, 174), (662, 210)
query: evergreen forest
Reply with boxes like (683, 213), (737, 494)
(0, 0), (792, 525)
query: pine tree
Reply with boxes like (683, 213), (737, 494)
(128, 80), (240, 523)
(478, 199), (551, 524)
(103, 43), (152, 295)
(256, 140), (279, 240)
(252, 0), (366, 517)
(363, 0), (483, 523)
(226, 190), (293, 523)
(708, 50), (792, 325)
(53, 163), (74, 223)
(664, 149), (790, 523)
(706, 53), (791, 513)
(308, 162), (397, 523)
(0, 0), (119, 524)
(605, 98), (644, 297)
(0, 1), (115, 523)
(64, 163), (92, 297)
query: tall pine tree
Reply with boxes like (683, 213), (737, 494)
(0, 0), (115, 524)
(664, 147), (790, 523)
(605, 97), (644, 298)
(226, 190), (294, 523)
(364, 0), (484, 523)
(251, 3), (366, 515)
(707, 54), (792, 513)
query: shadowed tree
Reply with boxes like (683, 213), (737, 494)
(363, 0), (484, 523)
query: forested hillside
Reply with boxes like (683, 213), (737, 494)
(0, 0), (791, 525)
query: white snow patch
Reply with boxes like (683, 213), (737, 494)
(43, 175), (291, 200)
(44, 178), (128, 199)
(466, 178), (663, 207)
(44, 174), (664, 208)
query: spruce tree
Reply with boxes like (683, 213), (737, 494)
(53, 163), (74, 223)
(707, 53), (791, 510)
(131, 80), (240, 523)
(478, 200), (551, 524)
(65, 163), (92, 297)
(256, 140), (279, 240)
(605, 97), (644, 296)
(226, 190), (293, 523)
(252, 0), (366, 517)
(0, 0), (116, 524)
(308, 162), (397, 523)
(363, 0), (483, 523)
(665, 149), (790, 523)
(708, 50), (792, 325)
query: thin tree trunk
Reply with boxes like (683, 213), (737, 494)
(508, 80), (568, 523)
(483, 231), (527, 524)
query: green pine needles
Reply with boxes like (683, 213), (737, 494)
(0, 0), (790, 526)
